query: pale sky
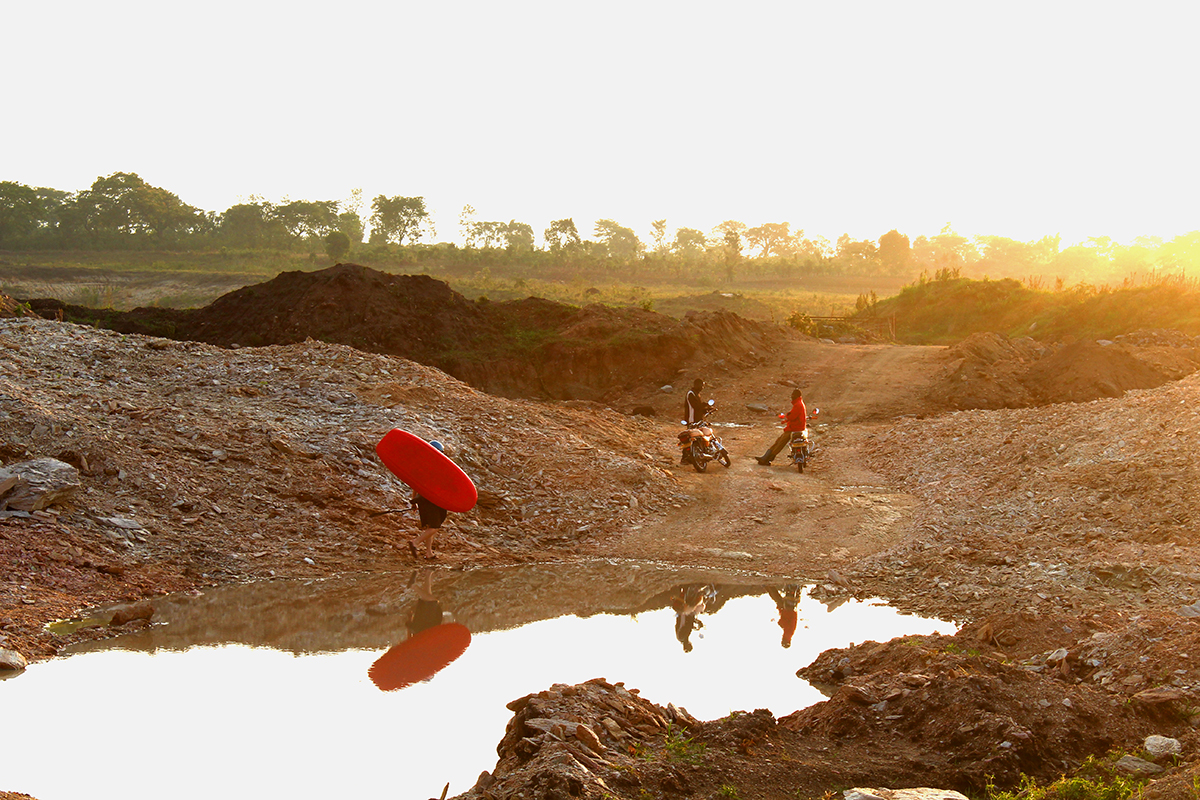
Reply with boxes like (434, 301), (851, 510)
(6, 0), (1198, 248)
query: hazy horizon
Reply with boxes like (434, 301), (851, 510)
(6, 2), (1197, 252)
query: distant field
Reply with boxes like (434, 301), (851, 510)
(0, 250), (313, 310)
(0, 250), (902, 321)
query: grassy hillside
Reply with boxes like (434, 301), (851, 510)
(866, 275), (1200, 344)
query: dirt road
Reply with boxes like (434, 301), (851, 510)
(600, 340), (944, 579)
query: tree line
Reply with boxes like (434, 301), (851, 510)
(2, 172), (1198, 287)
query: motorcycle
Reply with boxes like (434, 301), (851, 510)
(783, 408), (820, 473)
(678, 399), (732, 472)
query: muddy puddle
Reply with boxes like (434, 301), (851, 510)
(2, 561), (954, 799)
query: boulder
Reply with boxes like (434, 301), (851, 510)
(845, 791), (969, 800)
(0, 648), (28, 671)
(0, 458), (81, 511)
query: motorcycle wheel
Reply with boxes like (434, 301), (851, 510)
(690, 442), (707, 472)
(718, 450), (731, 468)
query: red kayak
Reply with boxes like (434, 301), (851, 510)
(376, 429), (477, 513)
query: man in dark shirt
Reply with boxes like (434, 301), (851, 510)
(681, 378), (706, 464)
(684, 378), (706, 424)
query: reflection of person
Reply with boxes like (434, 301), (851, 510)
(409, 440), (450, 560)
(671, 584), (715, 653)
(757, 389), (807, 466)
(768, 585), (801, 649)
(406, 569), (445, 637)
(369, 568), (468, 692)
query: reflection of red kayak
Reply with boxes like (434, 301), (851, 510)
(368, 623), (472, 692)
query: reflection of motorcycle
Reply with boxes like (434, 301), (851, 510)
(672, 584), (717, 653)
(783, 408), (820, 473)
(678, 399), (732, 472)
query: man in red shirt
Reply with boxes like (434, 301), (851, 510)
(756, 388), (806, 465)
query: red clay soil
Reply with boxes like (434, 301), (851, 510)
(26, 263), (788, 402)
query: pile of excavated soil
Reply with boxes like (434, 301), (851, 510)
(25, 263), (792, 404)
(790, 634), (1179, 791)
(925, 331), (1200, 412)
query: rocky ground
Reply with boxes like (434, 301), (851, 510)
(5, 270), (1200, 799)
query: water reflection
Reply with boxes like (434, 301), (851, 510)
(670, 583), (718, 652)
(368, 570), (472, 692)
(769, 584), (802, 649)
(60, 560), (849, 657)
(5, 561), (956, 800)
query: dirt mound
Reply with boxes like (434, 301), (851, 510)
(26, 263), (790, 403)
(1025, 338), (1181, 404)
(451, 628), (1187, 799)
(187, 264), (485, 357)
(790, 634), (1178, 793)
(927, 331), (1200, 412)
(947, 331), (1045, 365)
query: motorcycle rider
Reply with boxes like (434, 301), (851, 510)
(671, 584), (716, 653)
(684, 378), (706, 425)
(681, 378), (707, 464)
(756, 388), (807, 466)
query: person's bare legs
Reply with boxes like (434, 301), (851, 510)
(412, 526), (438, 558)
(415, 569), (435, 600)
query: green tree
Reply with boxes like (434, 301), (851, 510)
(336, 210), (364, 244)
(368, 195), (435, 245)
(465, 219), (506, 248)
(712, 220), (746, 243)
(459, 204), (477, 241)
(593, 219), (641, 260)
(1050, 245), (1109, 283)
(0, 181), (66, 247)
(912, 224), (977, 274)
(672, 227), (707, 257)
(273, 199), (339, 241)
(337, 188), (365, 243)
(973, 234), (1059, 277)
(324, 230), (351, 261)
(544, 218), (582, 252)
(505, 220), (535, 252)
(62, 172), (204, 245)
(878, 229), (912, 274)
(745, 222), (794, 257)
(219, 201), (286, 248)
(719, 224), (743, 282)
(836, 234), (880, 270)
(1157, 231), (1200, 272)
(651, 219), (668, 254)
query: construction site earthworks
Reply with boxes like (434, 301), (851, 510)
(5, 263), (1200, 799)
